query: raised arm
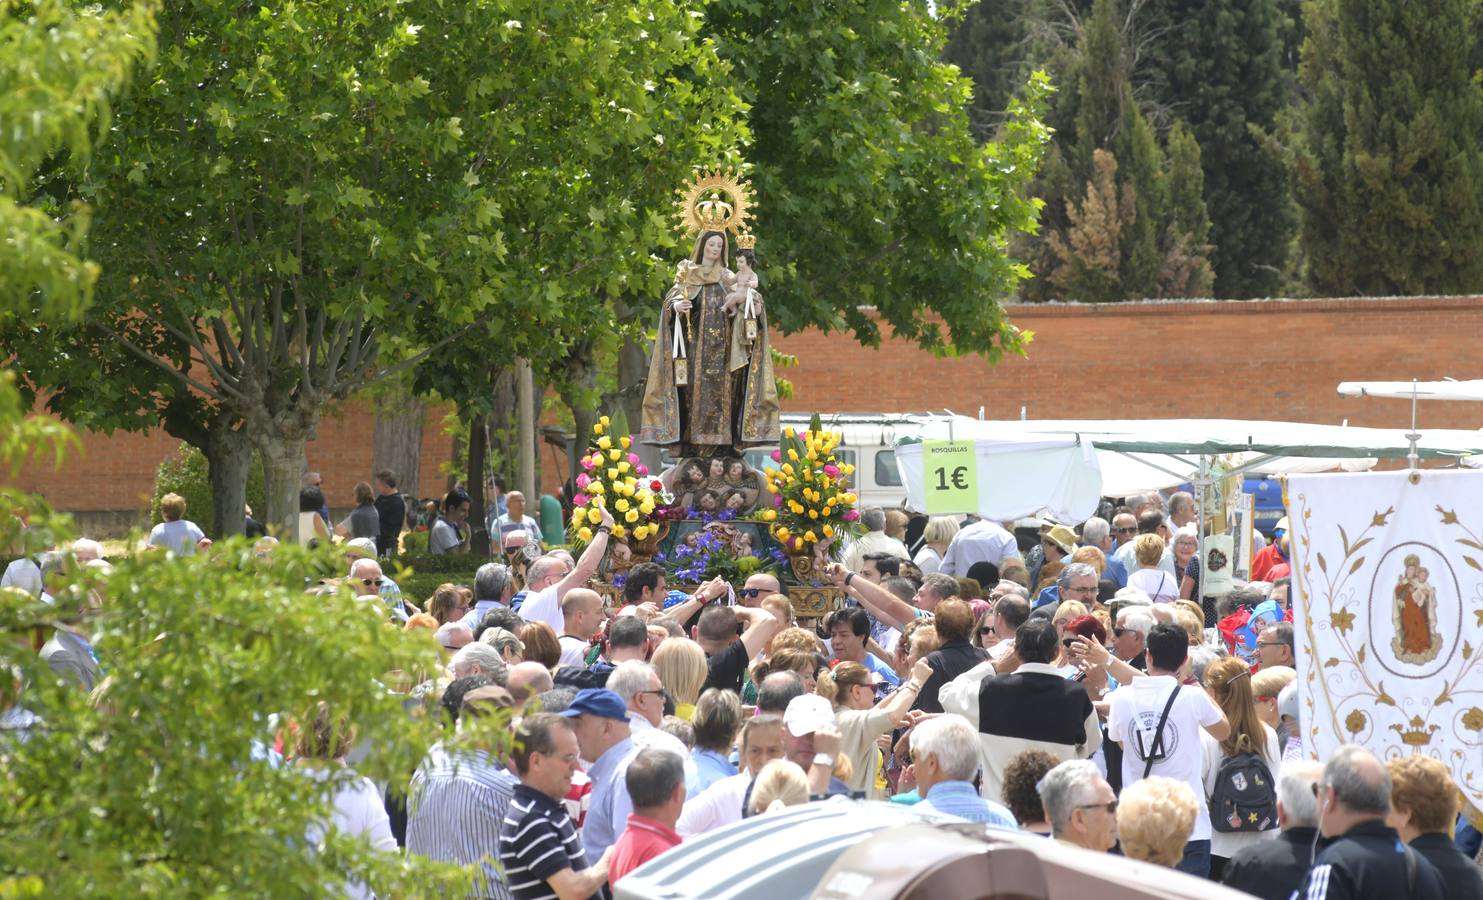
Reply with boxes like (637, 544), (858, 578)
(662, 577), (729, 625)
(554, 503), (615, 599)
(825, 562), (914, 630)
(874, 658), (933, 728)
(736, 606), (784, 659)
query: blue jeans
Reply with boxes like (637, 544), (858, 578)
(1176, 839), (1211, 878)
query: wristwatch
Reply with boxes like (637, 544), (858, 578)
(812, 752), (836, 768)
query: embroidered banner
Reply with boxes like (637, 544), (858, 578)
(1289, 469), (1483, 823)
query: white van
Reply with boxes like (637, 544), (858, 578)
(740, 412), (929, 509)
(657, 413), (929, 509)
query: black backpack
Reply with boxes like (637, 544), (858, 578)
(1209, 750), (1278, 833)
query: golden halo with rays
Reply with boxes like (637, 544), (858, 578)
(674, 167), (755, 239)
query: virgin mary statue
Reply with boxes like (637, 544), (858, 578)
(641, 172), (779, 456)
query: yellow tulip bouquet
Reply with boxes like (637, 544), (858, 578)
(759, 414), (863, 556)
(568, 414), (673, 546)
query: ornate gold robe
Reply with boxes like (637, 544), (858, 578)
(640, 259), (779, 455)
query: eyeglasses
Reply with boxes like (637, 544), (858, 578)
(1077, 800), (1118, 814)
(738, 588), (764, 599)
(538, 750), (582, 765)
(1114, 527), (1137, 535)
(637, 688), (666, 700)
(977, 626), (995, 636)
(1112, 627), (1130, 638)
(1257, 641), (1286, 648)
(360, 578), (384, 587)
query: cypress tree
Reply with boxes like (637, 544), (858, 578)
(1142, 0), (1293, 298)
(1294, 0), (1483, 294)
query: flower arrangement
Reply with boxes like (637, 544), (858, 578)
(655, 525), (788, 585)
(759, 413), (863, 554)
(568, 413), (674, 545)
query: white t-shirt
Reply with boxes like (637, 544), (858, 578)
(558, 634), (589, 667)
(148, 519), (205, 555)
(913, 545), (943, 575)
(939, 520), (1020, 576)
(1107, 674), (1225, 841)
(1201, 723), (1281, 859)
(1128, 567), (1180, 603)
(676, 771), (749, 836)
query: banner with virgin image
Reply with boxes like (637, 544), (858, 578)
(1289, 469), (1483, 823)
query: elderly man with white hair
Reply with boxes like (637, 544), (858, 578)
(607, 661), (690, 767)
(347, 557), (412, 621)
(449, 641), (507, 682)
(1039, 759), (1118, 853)
(435, 622), (473, 653)
(71, 539), (104, 564)
(842, 507), (910, 571)
(1220, 761), (1323, 900)
(1078, 516), (1128, 586)
(912, 714), (1016, 827)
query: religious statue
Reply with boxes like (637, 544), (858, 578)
(640, 168), (780, 458)
(1391, 554), (1442, 664)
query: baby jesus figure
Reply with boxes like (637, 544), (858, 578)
(721, 249), (760, 321)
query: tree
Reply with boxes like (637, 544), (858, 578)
(706, 0), (1053, 356)
(1141, 0), (1293, 297)
(2, 5), (479, 895)
(1292, 0), (1483, 294)
(20, 0), (755, 538)
(1030, 0), (1214, 300)
(1, 542), (481, 897)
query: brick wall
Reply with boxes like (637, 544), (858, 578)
(8, 400), (454, 526)
(11, 296), (1483, 527)
(772, 296), (1483, 429)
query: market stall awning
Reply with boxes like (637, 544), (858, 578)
(902, 417), (1483, 460)
(1338, 379), (1483, 402)
(893, 417), (1483, 499)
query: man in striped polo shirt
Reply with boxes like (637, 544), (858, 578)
(500, 713), (613, 900)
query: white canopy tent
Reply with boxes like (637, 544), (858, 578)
(893, 417), (1483, 588)
(1337, 379), (1483, 402)
(895, 417), (1483, 499)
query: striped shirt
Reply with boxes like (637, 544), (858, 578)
(405, 742), (517, 900)
(499, 783), (601, 900)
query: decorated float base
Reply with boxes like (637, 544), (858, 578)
(595, 514), (846, 621)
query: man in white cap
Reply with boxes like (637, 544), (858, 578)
(1251, 516), (1290, 582)
(781, 694), (849, 797)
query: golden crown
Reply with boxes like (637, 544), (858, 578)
(675, 167), (756, 239)
(734, 231), (756, 250)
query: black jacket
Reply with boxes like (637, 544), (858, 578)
(373, 492), (406, 556)
(1296, 820), (1445, 900)
(1221, 826), (1322, 900)
(915, 639), (987, 714)
(1410, 833), (1483, 900)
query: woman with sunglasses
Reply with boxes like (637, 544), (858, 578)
(817, 656), (933, 800)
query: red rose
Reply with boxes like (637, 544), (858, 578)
(650, 479), (662, 491)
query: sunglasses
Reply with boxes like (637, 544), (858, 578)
(738, 588), (764, 599)
(1077, 800), (1118, 814)
(1114, 527), (1137, 535)
(977, 626), (995, 636)
(360, 578), (384, 587)
(1112, 627), (1129, 637)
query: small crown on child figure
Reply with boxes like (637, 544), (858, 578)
(734, 231), (756, 250)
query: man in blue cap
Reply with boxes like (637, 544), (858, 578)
(561, 687), (639, 866)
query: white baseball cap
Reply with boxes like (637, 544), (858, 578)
(783, 693), (834, 737)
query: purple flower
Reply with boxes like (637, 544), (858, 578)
(771, 449), (781, 462)
(843, 509), (860, 522)
(772, 494), (784, 508)
(611, 573), (628, 589)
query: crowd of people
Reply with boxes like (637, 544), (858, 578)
(5, 479), (1481, 900)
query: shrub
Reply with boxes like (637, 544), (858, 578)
(149, 443), (265, 538)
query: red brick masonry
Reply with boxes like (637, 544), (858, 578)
(12, 296), (1483, 518)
